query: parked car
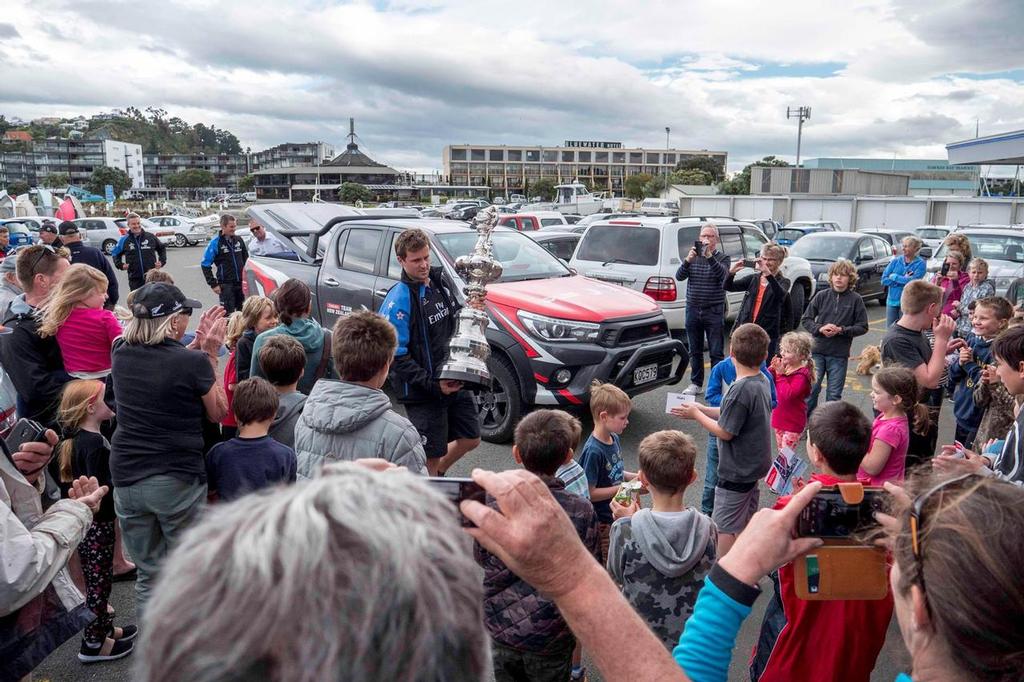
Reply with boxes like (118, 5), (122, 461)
(0, 218), (40, 247)
(147, 215), (210, 247)
(926, 228), (1024, 296)
(508, 194), (526, 203)
(775, 222), (840, 246)
(529, 231), (581, 261)
(241, 191), (257, 202)
(788, 232), (894, 303)
(497, 211), (568, 231)
(747, 217), (781, 240)
(111, 217), (177, 248)
(72, 218), (127, 255)
(243, 203), (687, 442)
(562, 214), (583, 225)
(569, 217), (816, 335)
(571, 212), (641, 231)
(858, 228), (931, 258)
(640, 198), (680, 216)
(913, 225), (954, 251)
(449, 205), (481, 221)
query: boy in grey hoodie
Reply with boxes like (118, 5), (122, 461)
(257, 335), (309, 449)
(608, 430), (717, 650)
(294, 311), (426, 477)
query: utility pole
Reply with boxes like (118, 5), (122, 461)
(664, 126), (671, 198)
(787, 106), (811, 166)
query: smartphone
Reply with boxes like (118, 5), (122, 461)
(4, 418), (50, 476)
(796, 488), (885, 538)
(693, 240), (703, 253)
(427, 477), (486, 527)
(743, 258), (756, 268)
(941, 262), (950, 276)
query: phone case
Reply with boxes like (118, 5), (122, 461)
(793, 482), (890, 601)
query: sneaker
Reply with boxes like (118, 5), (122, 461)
(682, 383), (703, 396)
(78, 637), (134, 663)
(110, 624), (138, 642)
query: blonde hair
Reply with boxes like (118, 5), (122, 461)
(56, 379), (105, 482)
(37, 263), (108, 337)
(943, 233), (972, 261)
(121, 314), (180, 346)
(945, 250), (967, 270)
(901, 236), (924, 253)
(827, 258), (859, 286)
(780, 330), (815, 383)
(901, 280), (943, 315)
(968, 258), (989, 275)
(225, 296), (275, 349)
(589, 379), (631, 419)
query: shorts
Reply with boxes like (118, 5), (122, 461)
(404, 391), (481, 459)
(712, 484), (760, 534)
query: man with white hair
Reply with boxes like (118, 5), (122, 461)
(675, 223), (731, 395)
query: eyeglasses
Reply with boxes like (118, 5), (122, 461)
(908, 473), (973, 585)
(28, 244), (58, 274)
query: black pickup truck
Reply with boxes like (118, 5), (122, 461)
(243, 202), (687, 442)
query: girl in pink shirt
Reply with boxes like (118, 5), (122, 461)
(768, 331), (815, 451)
(38, 263), (122, 378)
(859, 366), (925, 486)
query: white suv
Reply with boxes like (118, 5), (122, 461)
(569, 218), (816, 335)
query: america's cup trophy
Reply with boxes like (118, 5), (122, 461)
(439, 205), (503, 389)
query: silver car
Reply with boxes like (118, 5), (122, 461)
(927, 228), (1024, 295)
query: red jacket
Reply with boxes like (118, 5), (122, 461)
(769, 365), (812, 434)
(749, 474), (894, 682)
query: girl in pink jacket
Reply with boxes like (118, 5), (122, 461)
(768, 331), (815, 451)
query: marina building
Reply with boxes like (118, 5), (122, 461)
(251, 142), (335, 171)
(802, 158), (980, 196)
(0, 138), (145, 189)
(142, 152), (249, 190)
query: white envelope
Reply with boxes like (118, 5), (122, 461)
(665, 392), (695, 413)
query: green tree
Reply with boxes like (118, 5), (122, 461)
(674, 155), (725, 183)
(530, 178), (556, 201)
(238, 174), (255, 192)
(718, 155), (791, 195)
(0, 115), (11, 135)
(624, 173), (653, 200)
(166, 169), (216, 188)
(6, 180), (30, 196)
(43, 172), (70, 188)
(669, 168), (713, 186)
(86, 166), (132, 197)
(643, 174), (667, 198)
(338, 182), (371, 204)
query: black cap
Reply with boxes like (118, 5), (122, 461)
(39, 221), (58, 234)
(57, 221), (79, 236)
(130, 283), (202, 319)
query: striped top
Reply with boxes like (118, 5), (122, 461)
(556, 459), (591, 499)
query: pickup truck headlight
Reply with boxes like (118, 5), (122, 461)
(517, 311), (600, 343)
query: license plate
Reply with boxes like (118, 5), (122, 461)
(633, 363), (659, 385)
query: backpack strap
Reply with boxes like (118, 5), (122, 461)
(314, 329), (332, 380)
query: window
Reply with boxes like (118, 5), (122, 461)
(386, 233), (404, 279)
(629, 152), (643, 164)
(525, 150), (540, 162)
(508, 150), (522, 161)
(676, 226), (700, 259)
(595, 151), (609, 163)
(761, 168), (772, 193)
(520, 217), (538, 230)
(450, 148), (467, 161)
(612, 152), (625, 163)
(720, 232), (743, 263)
(741, 228), (768, 258)
(561, 151), (574, 162)
(435, 231), (570, 282)
(540, 218), (563, 227)
(646, 153), (660, 164)
(578, 151), (591, 162)
(543, 238), (577, 260)
(872, 239), (890, 260)
(339, 228), (382, 274)
(489, 149), (503, 161)
(664, 154), (676, 165)
(858, 239), (874, 263)
(578, 225), (660, 266)
(790, 169), (810, 193)
(831, 170), (843, 193)
(542, 150), (557, 162)
(470, 149), (485, 161)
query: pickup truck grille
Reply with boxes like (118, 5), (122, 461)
(599, 318), (669, 347)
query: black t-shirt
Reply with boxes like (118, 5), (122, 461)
(881, 323), (931, 371)
(420, 280), (456, 373)
(110, 338), (215, 487)
(68, 430), (115, 521)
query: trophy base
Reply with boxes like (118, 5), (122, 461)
(439, 367), (492, 391)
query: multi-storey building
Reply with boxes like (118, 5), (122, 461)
(442, 141), (727, 196)
(803, 158), (980, 196)
(251, 142), (335, 171)
(142, 152), (249, 190)
(0, 138), (145, 189)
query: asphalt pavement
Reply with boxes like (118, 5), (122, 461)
(35, 247), (940, 681)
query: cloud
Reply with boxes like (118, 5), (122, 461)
(0, 0), (1021, 175)
(0, 23), (19, 38)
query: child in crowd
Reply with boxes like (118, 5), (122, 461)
(475, 409), (599, 682)
(143, 269), (175, 285)
(579, 380), (638, 562)
(750, 401), (892, 682)
(221, 297), (278, 440)
(955, 258), (995, 337)
(38, 263), (122, 378)
(801, 258), (868, 411)
(293, 310), (426, 475)
(948, 296), (1012, 448)
(258, 335), (308, 449)
(973, 316), (1024, 446)
(219, 312), (246, 441)
(57, 380), (136, 663)
(673, 323), (773, 556)
(608, 430), (716, 651)
(932, 250), (969, 317)
(859, 367), (922, 485)
(554, 411), (588, 499)
(768, 331), (814, 452)
(206, 377), (297, 502)
(701, 355), (777, 515)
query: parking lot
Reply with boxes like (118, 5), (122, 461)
(34, 245), (949, 681)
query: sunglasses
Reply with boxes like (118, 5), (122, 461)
(908, 473), (974, 585)
(28, 244), (58, 274)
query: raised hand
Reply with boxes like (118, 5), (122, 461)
(68, 476), (109, 514)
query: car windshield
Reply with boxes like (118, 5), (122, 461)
(434, 231), (571, 282)
(934, 233), (1024, 264)
(575, 225), (660, 265)
(789, 234), (855, 261)
(776, 229), (807, 242)
(916, 228), (948, 239)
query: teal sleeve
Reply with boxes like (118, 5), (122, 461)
(673, 569), (757, 682)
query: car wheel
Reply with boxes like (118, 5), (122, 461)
(174, 233), (188, 248)
(474, 354), (522, 444)
(876, 288), (888, 305)
(102, 240), (116, 255)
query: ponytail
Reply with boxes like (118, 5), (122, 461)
(873, 366), (928, 434)
(57, 438), (75, 483)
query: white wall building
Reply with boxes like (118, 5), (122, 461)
(103, 140), (145, 189)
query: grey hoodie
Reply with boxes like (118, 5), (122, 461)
(608, 508), (717, 650)
(293, 380), (426, 477)
(269, 391), (307, 449)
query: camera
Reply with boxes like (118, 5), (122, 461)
(796, 488), (885, 538)
(940, 262), (950, 276)
(427, 477), (486, 527)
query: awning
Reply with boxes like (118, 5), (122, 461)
(290, 184), (341, 190)
(947, 129), (1024, 165)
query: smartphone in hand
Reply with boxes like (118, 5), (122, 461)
(427, 477), (486, 527)
(796, 489), (885, 538)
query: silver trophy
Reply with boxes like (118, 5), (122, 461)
(439, 206), (503, 389)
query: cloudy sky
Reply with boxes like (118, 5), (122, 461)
(2, 0), (1023, 174)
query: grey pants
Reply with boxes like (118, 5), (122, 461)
(114, 475), (206, 619)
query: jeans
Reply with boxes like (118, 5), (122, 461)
(114, 474), (206, 619)
(886, 305), (901, 327)
(701, 437), (719, 516)
(808, 354), (850, 413)
(685, 302), (725, 387)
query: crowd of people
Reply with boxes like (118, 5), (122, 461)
(1, 218), (1023, 682)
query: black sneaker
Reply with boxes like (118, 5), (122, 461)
(78, 637), (134, 663)
(110, 624), (139, 642)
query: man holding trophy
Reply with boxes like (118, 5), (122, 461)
(380, 227), (484, 476)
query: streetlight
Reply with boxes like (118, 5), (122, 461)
(787, 106), (811, 166)
(664, 126), (671, 198)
